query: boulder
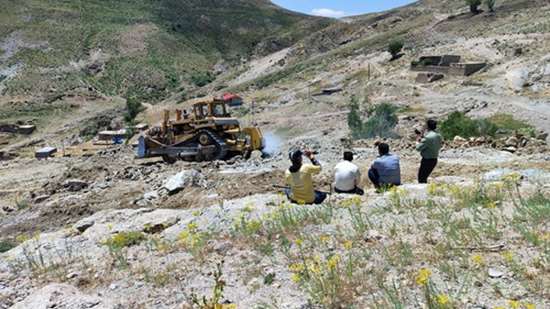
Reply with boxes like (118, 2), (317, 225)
(506, 67), (529, 91)
(74, 220), (94, 233)
(163, 169), (203, 194)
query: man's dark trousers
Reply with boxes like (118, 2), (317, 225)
(418, 158), (438, 184)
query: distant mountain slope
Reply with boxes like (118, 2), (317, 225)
(0, 0), (332, 102)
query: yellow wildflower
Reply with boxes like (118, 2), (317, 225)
(16, 234), (30, 243)
(494, 307), (505, 309)
(472, 254), (485, 266)
(508, 300), (520, 309)
(320, 235), (330, 243)
(291, 273), (301, 283)
(309, 263), (321, 274)
(415, 268), (431, 286)
(502, 173), (521, 184)
(436, 294), (449, 305)
(295, 238), (303, 247)
(502, 251), (514, 263)
(289, 263), (304, 273)
(187, 222), (198, 232)
(485, 201), (497, 209)
(343, 240), (353, 250)
(178, 230), (190, 243)
(524, 303), (536, 309)
(427, 183), (438, 196)
(327, 254), (341, 270)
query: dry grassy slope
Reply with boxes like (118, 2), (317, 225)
(0, 0), (332, 104)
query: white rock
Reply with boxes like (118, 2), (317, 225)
(488, 268), (504, 278)
(163, 169), (202, 194)
(506, 67), (529, 91)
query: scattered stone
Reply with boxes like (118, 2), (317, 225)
(2, 205), (15, 213)
(503, 146), (517, 153)
(453, 136), (467, 144)
(66, 272), (79, 279)
(488, 268), (504, 278)
(74, 220), (94, 233)
(143, 191), (159, 200)
(363, 230), (383, 243)
(505, 136), (518, 147)
(64, 179), (89, 192)
(213, 241), (233, 255)
(536, 131), (548, 141)
(33, 195), (50, 204)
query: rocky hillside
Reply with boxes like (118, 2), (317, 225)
(1, 0), (549, 308)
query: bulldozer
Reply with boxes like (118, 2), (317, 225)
(137, 98), (264, 163)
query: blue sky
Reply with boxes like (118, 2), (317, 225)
(271, 0), (417, 18)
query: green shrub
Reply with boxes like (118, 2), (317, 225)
(348, 97), (398, 139)
(191, 71), (214, 87)
(487, 114), (533, 135)
(124, 96), (144, 123)
(103, 231), (145, 250)
(388, 40), (404, 60)
(440, 112), (498, 140)
(0, 240), (16, 253)
(466, 0), (482, 13)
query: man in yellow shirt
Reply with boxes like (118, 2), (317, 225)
(285, 150), (327, 204)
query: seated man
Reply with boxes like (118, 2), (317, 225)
(368, 143), (401, 189)
(334, 151), (364, 195)
(285, 150), (327, 204)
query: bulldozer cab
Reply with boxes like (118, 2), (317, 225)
(193, 100), (229, 120)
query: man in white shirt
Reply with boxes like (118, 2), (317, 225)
(334, 151), (364, 195)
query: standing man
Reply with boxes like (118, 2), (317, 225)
(416, 119), (443, 184)
(285, 150), (327, 204)
(334, 151), (364, 195)
(368, 142), (401, 189)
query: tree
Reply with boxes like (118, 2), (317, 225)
(388, 39), (404, 60)
(485, 0), (496, 12)
(124, 96), (144, 123)
(347, 96), (363, 139)
(466, 0), (482, 14)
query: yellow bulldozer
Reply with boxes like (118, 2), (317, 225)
(137, 98), (264, 163)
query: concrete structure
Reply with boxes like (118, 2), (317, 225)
(134, 123), (149, 131)
(35, 147), (57, 159)
(98, 130), (127, 142)
(17, 125), (36, 135)
(411, 55), (486, 76)
(0, 123), (36, 134)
